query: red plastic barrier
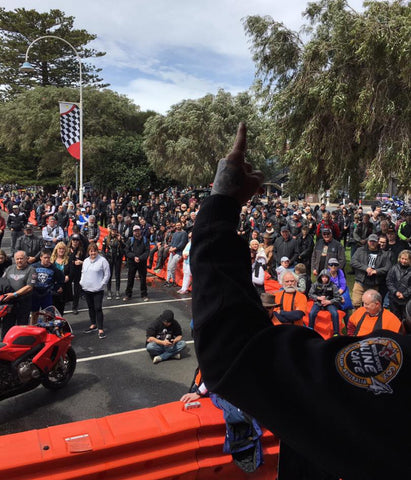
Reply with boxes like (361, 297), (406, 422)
(304, 300), (346, 339)
(0, 398), (278, 480)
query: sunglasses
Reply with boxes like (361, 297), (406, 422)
(328, 263), (339, 267)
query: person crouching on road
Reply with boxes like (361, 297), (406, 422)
(146, 309), (186, 364)
(308, 269), (342, 336)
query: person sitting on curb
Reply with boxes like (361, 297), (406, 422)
(146, 309), (186, 364)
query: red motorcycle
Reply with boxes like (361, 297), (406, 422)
(0, 298), (76, 401)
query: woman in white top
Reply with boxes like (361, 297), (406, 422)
(80, 242), (110, 339)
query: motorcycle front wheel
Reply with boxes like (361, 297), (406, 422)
(41, 347), (77, 390)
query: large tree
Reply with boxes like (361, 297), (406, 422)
(143, 89), (270, 186)
(244, 0), (411, 197)
(0, 7), (107, 100)
(0, 86), (157, 190)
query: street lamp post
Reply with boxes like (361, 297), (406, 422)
(20, 35), (84, 204)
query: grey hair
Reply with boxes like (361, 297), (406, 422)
(280, 269), (298, 285)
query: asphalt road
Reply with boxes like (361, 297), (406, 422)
(0, 224), (198, 436)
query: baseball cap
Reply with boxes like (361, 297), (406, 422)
(368, 234), (379, 242)
(133, 225), (141, 231)
(328, 258), (339, 266)
(71, 234), (80, 240)
(24, 223), (33, 230)
(322, 228), (332, 234)
(12, 204), (19, 209)
(280, 256), (290, 263)
(280, 226), (289, 232)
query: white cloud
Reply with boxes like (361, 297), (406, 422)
(4, 0), (366, 113)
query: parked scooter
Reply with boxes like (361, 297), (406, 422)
(0, 298), (76, 401)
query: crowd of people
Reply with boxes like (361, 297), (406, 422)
(1, 183), (411, 341)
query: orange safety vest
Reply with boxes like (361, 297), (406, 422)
(271, 290), (307, 327)
(349, 307), (402, 336)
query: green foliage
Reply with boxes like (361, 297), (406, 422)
(143, 89), (270, 185)
(0, 7), (107, 100)
(0, 86), (157, 189)
(244, 0), (411, 197)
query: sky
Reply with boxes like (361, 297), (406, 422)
(5, 0), (365, 114)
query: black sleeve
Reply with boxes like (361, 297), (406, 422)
(191, 194), (411, 480)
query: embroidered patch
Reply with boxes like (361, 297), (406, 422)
(335, 337), (402, 395)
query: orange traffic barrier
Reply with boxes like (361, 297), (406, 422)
(304, 300), (346, 339)
(0, 398), (278, 480)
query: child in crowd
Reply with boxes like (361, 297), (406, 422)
(294, 263), (311, 297)
(308, 269), (342, 336)
(276, 256), (290, 282)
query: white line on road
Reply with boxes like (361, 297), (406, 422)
(77, 340), (195, 363)
(66, 297), (191, 314)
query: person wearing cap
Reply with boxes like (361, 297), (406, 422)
(308, 268), (342, 336)
(311, 227), (345, 276)
(327, 258), (353, 315)
(102, 224), (125, 300)
(276, 256), (290, 281)
(347, 289), (403, 336)
(146, 309), (186, 364)
(7, 204), (27, 254)
(15, 223), (42, 264)
(315, 210), (340, 240)
(350, 233), (392, 308)
(273, 225), (298, 267)
(123, 225), (149, 302)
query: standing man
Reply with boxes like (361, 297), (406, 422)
(146, 309), (186, 364)
(123, 225), (149, 302)
(42, 216), (64, 249)
(1, 250), (37, 338)
(350, 233), (392, 308)
(7, 205), (27, 254)
(165, 221), (188, 287)
(311, 227), (345, 276)
(15, 223), (43, 264)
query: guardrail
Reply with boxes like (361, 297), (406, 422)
(0, 398), (279, 480)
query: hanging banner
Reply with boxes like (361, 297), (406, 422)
(59, 102), (80, 160)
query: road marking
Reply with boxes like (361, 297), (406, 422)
(77, 340), (195, 363)
(66, 297), (191, 314)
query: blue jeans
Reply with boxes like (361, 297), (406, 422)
(309, 303), (340, 335)
(146, 340), (186, 361)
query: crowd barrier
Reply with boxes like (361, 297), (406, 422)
(0, 398), (279, 480)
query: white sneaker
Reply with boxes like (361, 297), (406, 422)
(153, 355), (162, 364)
(107, 292), (112, 300)
(172, 353), (181, 360)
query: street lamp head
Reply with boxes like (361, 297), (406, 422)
(20, 61), (35, 73)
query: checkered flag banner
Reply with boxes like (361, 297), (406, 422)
(59, 102), (80, 160)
